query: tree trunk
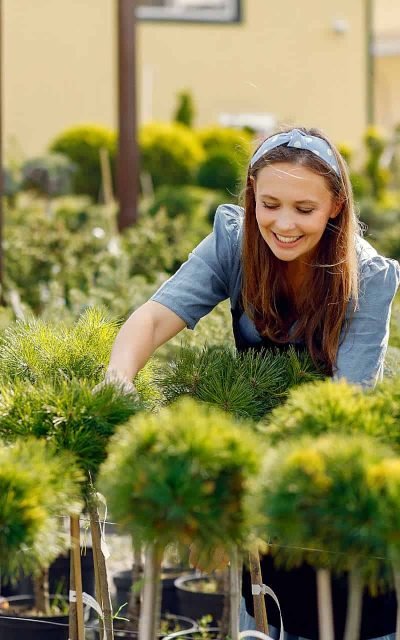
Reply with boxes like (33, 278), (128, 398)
(89, 500), (114, 640)
(139, 544), (162, 640)
(317, 568), (334, 640)
(219, 568), (230, 639)
(33, 567), (50, 615)
(344, 569), (363, 640)
(126, 545), (142, 631)
(69, 534), (77, 640)
(71, 515), (85, 640)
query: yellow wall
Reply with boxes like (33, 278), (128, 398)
(3, 0), (116, 158)
(138, 0), (367, 147)
(3, 0), (367, 157)
(374, 0), (400, 133)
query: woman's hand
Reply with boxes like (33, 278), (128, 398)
(92, 368), (137, 396)
(189, 543), (230, 573)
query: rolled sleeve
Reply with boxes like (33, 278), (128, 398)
(335, 256), (400, 387)
(150, 204), (242, 329)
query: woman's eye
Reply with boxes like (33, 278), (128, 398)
(262, 202), (278, 209)
(297, 208), (314, 214)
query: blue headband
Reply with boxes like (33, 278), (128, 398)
(250, 128), (339, 175)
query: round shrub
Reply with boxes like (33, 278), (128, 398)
(0, 439), (82, 581)
(139, 122), (204, 188)
(197, 126), (252, 165)
(21, 153), (76, 197)
(197, 149), (243, 194)
(99, 397), (261, 552)
(49, 124), (117, 199)
(146, 184), (211, 219)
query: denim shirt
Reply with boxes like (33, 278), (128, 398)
(151, 204), (400, 387)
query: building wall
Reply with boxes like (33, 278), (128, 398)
(374, 0), (400, 133)
(3, 0), (367, 157)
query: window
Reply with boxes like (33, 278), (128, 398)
(137, 0), (241, 23)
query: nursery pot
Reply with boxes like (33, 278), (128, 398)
(1, 548), (95, 600)
(0, 595), (69, 640)
(114, 567), (193, 615)
(91, 613), (197, 639)
(174, 575), (224, 624)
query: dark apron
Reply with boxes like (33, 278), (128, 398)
(231, 296), (396, 640)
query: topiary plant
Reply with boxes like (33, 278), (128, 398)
(139, 122), (204, 188)
(256, 434), (394, 640)
(49, 124), (116, 199)
(0, 439), (82, 611)
(196, 126), (252, 166)
(197, 149), (243, 196)
(99, 397), (262, 640)
(173, 90), (195, 128)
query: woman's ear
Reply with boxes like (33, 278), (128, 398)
(329, 198), (343, 219)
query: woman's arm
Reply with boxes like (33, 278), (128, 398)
(106, 301), (186, 383)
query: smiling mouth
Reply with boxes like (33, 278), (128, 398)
(273, 232), (304, 245)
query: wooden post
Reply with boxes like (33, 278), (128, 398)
(70, 516), (85, 640)
(249, 550), (269, 635)
(117, 0), (138, 231)
(139, 545), (162, 640)
(229, 548), (240, 640)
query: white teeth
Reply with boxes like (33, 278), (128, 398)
(275, 233), (302, 243)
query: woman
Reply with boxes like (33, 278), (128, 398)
(105, 127), (400, 639)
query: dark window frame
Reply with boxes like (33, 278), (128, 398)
(136, 0), (242, 24)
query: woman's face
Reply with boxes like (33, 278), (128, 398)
(253, 162), (339, 265)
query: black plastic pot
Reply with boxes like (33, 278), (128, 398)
(91, 613), (197, 639)
(174, 575), (224, 624)
(1, 548), (95, 600)
(114, 567), (193, 615)
(0, 595), (69, 640)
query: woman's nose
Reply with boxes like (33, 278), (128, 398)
(275, 211), (297, 231)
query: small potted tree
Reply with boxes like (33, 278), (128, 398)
(0, 438), (82, 640)
(256, 433), (394, 640)
(99, 397), (262, 640)
(0, 308), (147, 640)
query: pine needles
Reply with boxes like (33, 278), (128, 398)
(154, 344), (324, 420)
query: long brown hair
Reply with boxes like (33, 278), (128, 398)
(241, 126), (360, 375)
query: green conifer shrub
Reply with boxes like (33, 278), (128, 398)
(49, 124), (116, 199)
(139, 123), (204, 188)
(154, 344), (324, 420)
(0, 439), (82, 594)
(99, 397), (261, 640)
(256, 434), (395, 640)
(173, 90), (195, 128)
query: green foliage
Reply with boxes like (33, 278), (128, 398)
(173, 90), (195, 128)
(99, 397), (261, 551)
(0, 439), (82, 581)
(139, 122), (204, 188)
(263, 378), (391, 444)
(0, 307), (119, 384)
(0, 378), (141, 480)
(197, 150), (243, 195)
(145, 185), (220, 220)
(375, 223), (400, 260)
(336, 142), (353, 165)
(154, 344), (324, 420)
(196, 126), (252, 165)
(49, 124), (116, 199)
(363, 126), (389, 201)
(21, 153), (76, 197)
(256, 434), (394, 584)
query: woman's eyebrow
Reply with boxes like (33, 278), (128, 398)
(259, 194), (319, 206)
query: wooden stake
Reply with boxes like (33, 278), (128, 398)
(99, 147), (114, 206)
(249, 550), (269, 635)
(229, 548), (240, 640)
(317, 568), (334, 640)
(89, 501), (114, 640)
(71, 515), (85, 640)
(69, 535), (77, 640)
(344, 569), (363, 640)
